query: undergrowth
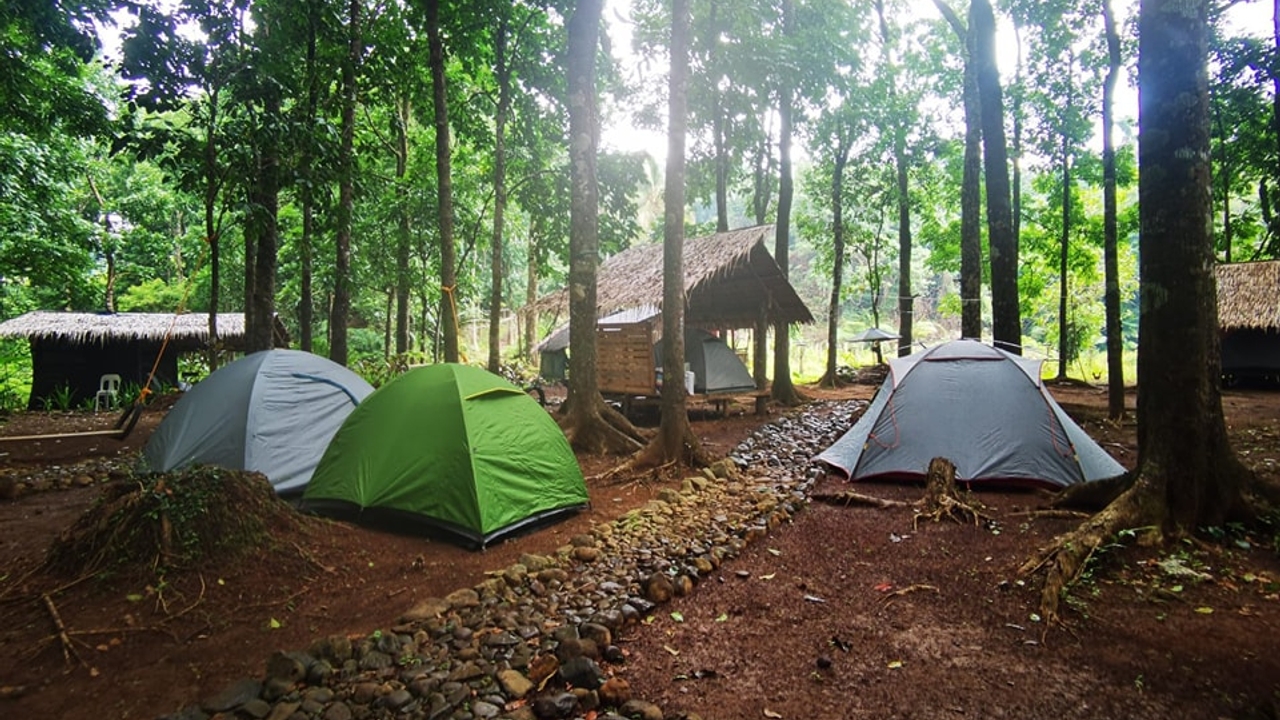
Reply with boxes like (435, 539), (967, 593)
(44, 466), (300, 579)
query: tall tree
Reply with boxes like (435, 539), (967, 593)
(771, 0), (800, 404)
(427, 0), (459, 363)
(933, 0), (984, 341)
(971, 0), (1021, 354)
(330, 0), (362, 366)
(563, 0), (644, 453)
(875, 0), (914, 358)
(1101, 0), (1124, 419)
(641, 0), (707, 466)
(1023, 0), (1250, 623)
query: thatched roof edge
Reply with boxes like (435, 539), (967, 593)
(1217, 261), (1280, 331)
(0, 311), (249, 344)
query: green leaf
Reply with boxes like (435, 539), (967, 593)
(715, 613), (729, 622)
(268, 617), (282, 629)
(670, 611), (684, 623)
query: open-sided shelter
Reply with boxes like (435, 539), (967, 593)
(1216, 260), (1280, 385)
(531, 225), (812, 396)
(141, 350), (374, 495)
(301, 363), (588, 549)
(816, 339), (1125, 490)
(0, 311), (288, 409)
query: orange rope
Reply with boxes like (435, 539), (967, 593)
(139, 238), (210, 404)
(441, 284), (467, 362)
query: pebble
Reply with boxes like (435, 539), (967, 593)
(158, 402), (858, 720)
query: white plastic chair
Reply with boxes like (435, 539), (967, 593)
(95, 373), (121, 411)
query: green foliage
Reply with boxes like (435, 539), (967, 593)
(0, 339), (32, 412)
(39, 383), (77, 412)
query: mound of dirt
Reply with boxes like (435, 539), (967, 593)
(45, 467), (304, 578)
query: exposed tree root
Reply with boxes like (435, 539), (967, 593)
(1019, 474), (1161, 624)
(1008, 509), (1092, 520)
(913, 458), (992, 530)
(881, 583), (940, 608)
(1049, 472), (1133, 512)
(41, 593), (84, 667)
(564, 397), (648, 455)
(812, 491), (912, 509)
(629, 423), (714, 471)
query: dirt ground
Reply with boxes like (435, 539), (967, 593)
(0, 382), (1278, 720)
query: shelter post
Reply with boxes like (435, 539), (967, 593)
(754, 302), (769, 415)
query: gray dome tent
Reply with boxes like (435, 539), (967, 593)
(816, 339), (1125, 489)
(141, 349), (374, 495)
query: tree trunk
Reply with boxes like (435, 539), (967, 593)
(1023, 0), (1249, 624)
(934, 0), (983, 341)
(204, 95), (221, 370)
(640, 0), (706, 468)
(249, 84), (280, 353)
(876, 0), (912, 358)
(1102, 0), (1124, 419)
(395, 98), (412, 356)
(709, 0), (729, 234)
(299, 13), (318, 353)
(1057, 73), (1072, 381)
(564, 0), (644, 454)
(488, 19), (511, 374)
(1135, 0), (1245, 529)
(330, 0), (360, 367)
(972, 0), (1021, 354)
(428, 0), (459, 364)
(524, 218), (540, 363)
(771, 0), (799, 405)
(821, 132), (851, 387)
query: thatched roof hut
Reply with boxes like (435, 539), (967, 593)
(0, 311), (288, 409)
(1216, 261), (1280, 384)
(1217, 260), (1280, 331)
(532, 225), (813, 329)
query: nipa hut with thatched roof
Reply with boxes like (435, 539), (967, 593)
(0, 311), (289, 409)
(1216, 260), (1280, 384)
(532, 225), (813, 394)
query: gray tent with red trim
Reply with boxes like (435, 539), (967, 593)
(816, 340), (1124, 490)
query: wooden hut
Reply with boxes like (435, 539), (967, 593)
(0, 311), (289, 409)
(1216, 260), (1280, 385)
(532, 225), (813, 399)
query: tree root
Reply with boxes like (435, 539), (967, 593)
(41, 593), (84, 667)
(1019, 475), (1161, 624)
(812, 491), (912, 509)
(1008, 509), (1092, 520)
(881, 583), (940, 608)
(565, 397), (647, 455)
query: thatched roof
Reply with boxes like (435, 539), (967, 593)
(0, 311), (253, 345)
(532, 225), (813, 329)
(1217, 261), (1280, 331)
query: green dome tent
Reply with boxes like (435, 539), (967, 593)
(301, 363), (588, 548)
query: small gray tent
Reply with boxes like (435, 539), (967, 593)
(655, 327), (756, 394)
(141, 349), (374, 495)
(816, 339), (1124, 489)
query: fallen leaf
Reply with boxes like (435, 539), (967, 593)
(268, 617), (282, 629)
(767, 548), (781, 556)
(887, 660), (904, 669)
(803, 594), (826, 603)
(1194, 606), (1214, 614)
(670, 612), (684, 623)
(663, 644), (680, 656)
(874, 582), (893, 593)
(764, 709), (783, 719)
(715, 613), (729, 622)
(760, 573), (776, 580)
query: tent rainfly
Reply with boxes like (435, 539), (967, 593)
(816, 339), (1125, 489)
(301, 363), (588, 549)
(141, 350), (374, 495)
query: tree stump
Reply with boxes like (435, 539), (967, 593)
(914, 457), (991, 529)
